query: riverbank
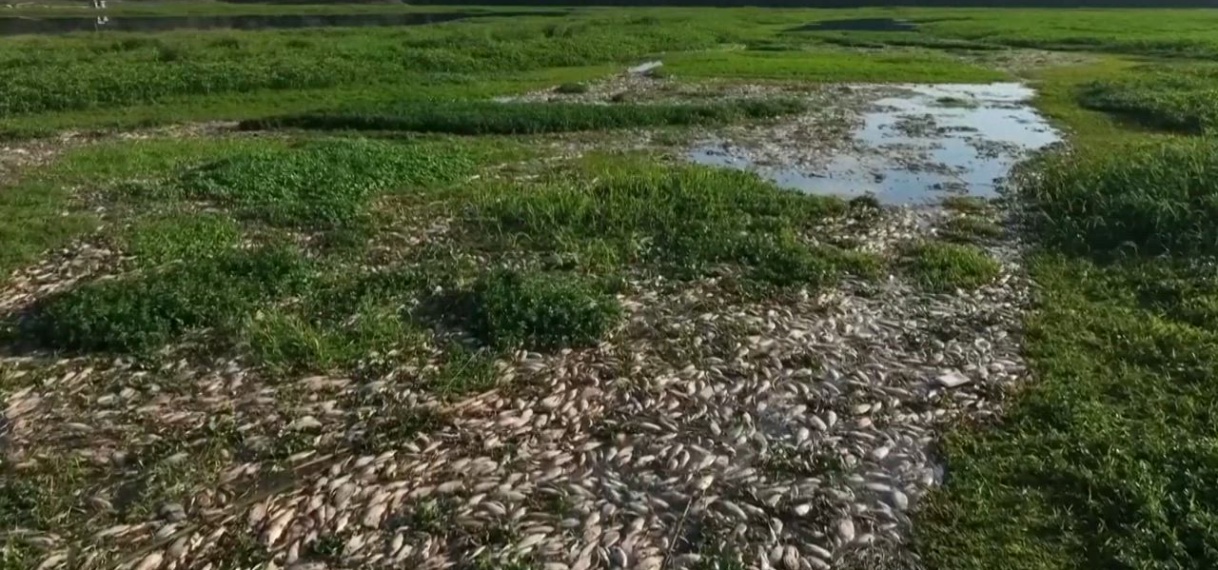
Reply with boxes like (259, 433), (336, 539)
(1, 7), (1217, 570)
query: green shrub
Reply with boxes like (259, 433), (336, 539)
(239, 99), (806, 135)
(467, 270), (621, 350)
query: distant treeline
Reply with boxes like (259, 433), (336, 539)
(411, 0), (1218, 6)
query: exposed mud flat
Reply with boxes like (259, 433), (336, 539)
(687, 82), (1061, 204)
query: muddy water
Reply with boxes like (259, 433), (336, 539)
(689, 83), (1061, 205)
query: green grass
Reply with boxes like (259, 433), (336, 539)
(465, 269), (622, 350)
(0, 137), (286, 282)
(246, 301), (424, 374)
(918, 119), (1218, 570)
(940, 215), (1004, 243)
(178, 138), (473, 228)
(1077, 63), (1218, 134)
(121, 213), (241, 266)
(239, 98), (807, 135)
(0, 8), (1209, 136)
(22, 244), (311, 353)
(463, 163), (881, 288)
(939, 195), (989, 215)
(664, 48), (1006, 83)
(901, 241), (1000, 292)
(1022, 139), (1218, 258)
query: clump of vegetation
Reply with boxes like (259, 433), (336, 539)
(245, 302), (423, 375)
(1077, 64), (1218, 134)
(178, 139), (471, 228)
(901, 241), (1000, 292)
(554, 82), (590, 94)
(22, 245), (311, 352)
(1021, 138), (1218, 257)
(466, 270), (621, 350)
(239, 99), (806, 135)
(122, 213), (240, 266)
(940, 216), (1003, 243)
(466, 165), (881, 288)
(940, 195), (989, 215)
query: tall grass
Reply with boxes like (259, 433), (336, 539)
(1021, 139), (1218, 257)
(1077, 64), (1218, 134)
(240, 99), (806, 135)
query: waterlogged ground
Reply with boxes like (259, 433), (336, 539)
(3, 7), (1218, 570)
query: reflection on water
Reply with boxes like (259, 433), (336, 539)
(0, 11), (552, 36)
(688, 83), (1062, 205)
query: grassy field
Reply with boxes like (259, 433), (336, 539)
(1, 4), (1217, 570)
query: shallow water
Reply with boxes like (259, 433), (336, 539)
(0, 11), (549, 36)
(688, 83), (1061, 205)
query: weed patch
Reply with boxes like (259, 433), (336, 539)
(122, 213), (240, 266)
(466, 165), (874, 287)
(466, 269), (621, 351)
(901, 241), (1000, 292)
(23, 245), (311, 352)
(239, 99), (806, 135)
(179, 139), (472, 228)
(939, 216), (1003, 243)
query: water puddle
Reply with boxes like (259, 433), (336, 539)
(0, 11), (554, 36)
(687, 83), (1061, 205)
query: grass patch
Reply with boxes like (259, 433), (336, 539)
(1077, 63), (1218, 134)
(245, 302), (423, 375)
(554, 81), (590, 94)
(919, 112), (1218, 569)
(939, 195), (989, 215)
(1022, 138), (1218, 258)
(179, 138), (472, 228)
(239, 99), (806, 135)
(122, 213), (241, 266)
(465, 164), (877, 288)
(940, 215), (1003, 243)
(466, 269), (621, 351)
(22, 245), (311, 353)
(901, 241), (1000, 292)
